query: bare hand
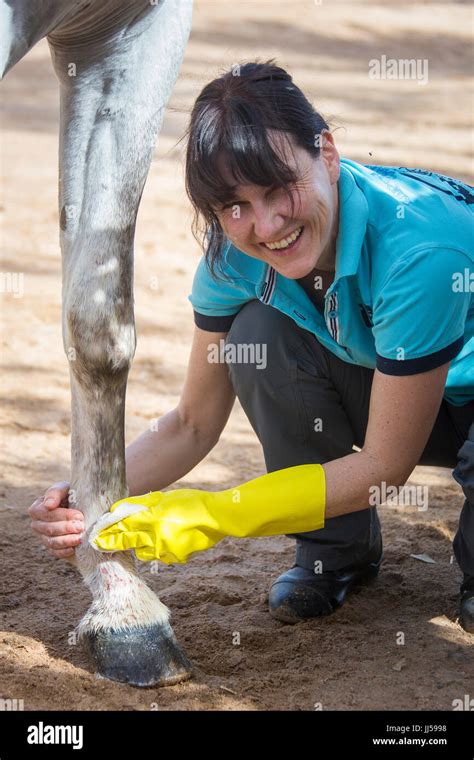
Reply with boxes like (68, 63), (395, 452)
(28, 482), (85, 559)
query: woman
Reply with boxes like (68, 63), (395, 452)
(29, 61), (474, 630)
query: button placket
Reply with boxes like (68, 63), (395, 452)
(324, 290), (339, 343)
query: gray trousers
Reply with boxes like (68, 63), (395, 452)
(226, 299), (474, 586)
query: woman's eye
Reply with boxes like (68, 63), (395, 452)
(219, 187), (286, 213)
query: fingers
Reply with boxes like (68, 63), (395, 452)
(30, 518), (84, 539)
(50, 548), (75, 559)
(28, 500), (84, 523)
(27, 482), (71, 517)
(27, 483), (85, 560)
(135, 546), (168, 563)
(38, 532), (83, 552)
(42, 481), (71, 506)
(91, 529), (144, 553)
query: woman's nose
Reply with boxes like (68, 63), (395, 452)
(252, 207), (285, 242)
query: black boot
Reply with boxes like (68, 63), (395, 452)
(459, 575), (474, 633)
(268, 536), (383, 623)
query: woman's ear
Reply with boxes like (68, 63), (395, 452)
(320, 129), (340, 185)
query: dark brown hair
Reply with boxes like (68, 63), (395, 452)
(184, 60), (330, 280)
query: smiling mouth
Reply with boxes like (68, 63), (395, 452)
(261, 225), (304, 251)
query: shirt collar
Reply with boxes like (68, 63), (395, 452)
(334, 159), (369, 280)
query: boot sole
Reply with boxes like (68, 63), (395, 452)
(459, 614), (474, 634)
(269, 556), (382, 624)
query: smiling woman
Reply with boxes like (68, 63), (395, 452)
(32, 60), (474, 638)
(180, 60), (474, 628)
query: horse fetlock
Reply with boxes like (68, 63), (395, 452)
(75, 557), (170, 640)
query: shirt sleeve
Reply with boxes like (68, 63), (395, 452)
(187, 254), (253, 333)
(372, 246), (471, 375)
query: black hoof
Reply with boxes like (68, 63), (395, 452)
(83, 622), (193, 687)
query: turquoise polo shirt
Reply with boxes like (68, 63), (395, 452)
(187, 158), (474, 406)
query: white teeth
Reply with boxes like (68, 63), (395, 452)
(264, 226), (303, 250)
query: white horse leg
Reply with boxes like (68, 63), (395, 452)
(0, 0), (79, 78)
(48, 0), (193, 686)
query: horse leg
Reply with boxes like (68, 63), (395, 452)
(0, 0), (79, 78)
(48, 0), (194, 686)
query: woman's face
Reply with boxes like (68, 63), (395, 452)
(214, 130), (340, 278)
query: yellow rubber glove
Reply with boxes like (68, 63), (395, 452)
(88, 464), (326, 564)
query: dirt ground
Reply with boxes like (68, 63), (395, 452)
(1, 0), (473, 711)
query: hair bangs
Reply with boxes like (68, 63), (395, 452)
(218, 117), (299, 206)
(189, 104), (298, 214)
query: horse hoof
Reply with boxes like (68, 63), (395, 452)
(82, 622), (193, 687)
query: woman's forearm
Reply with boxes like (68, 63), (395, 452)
(323, 449), (408, 518)
(125, 408), (216, 496)
(124, 413), (404, 520)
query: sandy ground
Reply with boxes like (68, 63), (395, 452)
(1, 0), (473, 711)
